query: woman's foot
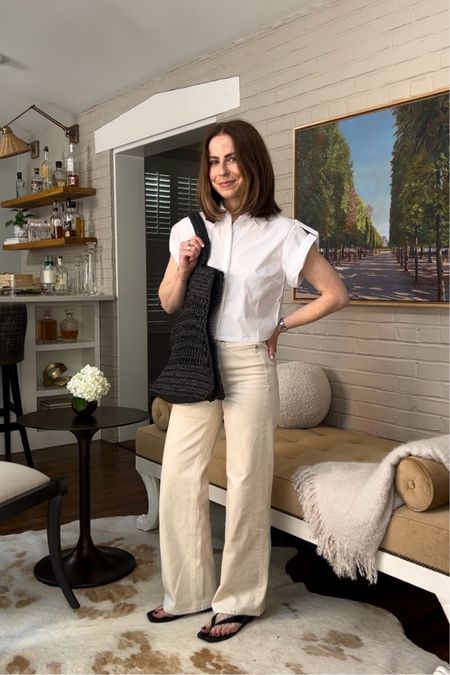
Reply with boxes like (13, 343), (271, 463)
(150, 606), (175, 620)
(147, 605), (211, 623)
(147, 605), (183, 623)
(197, 613), (254, 642)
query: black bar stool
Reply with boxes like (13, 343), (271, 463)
(0, 303), (33, 467)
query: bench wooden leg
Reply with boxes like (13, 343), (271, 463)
(135, 457), (160, 531)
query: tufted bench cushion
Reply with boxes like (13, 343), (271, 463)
(135, 423), (449, 576)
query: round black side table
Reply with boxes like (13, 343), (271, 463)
(18, 406), (148, 588)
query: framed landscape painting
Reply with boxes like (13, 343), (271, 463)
(293, 90), (449, 305)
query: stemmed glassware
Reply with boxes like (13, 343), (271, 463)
(72, 244), (97, 295)
(83, 242), (97, 295)
(73, 255), (83, 295)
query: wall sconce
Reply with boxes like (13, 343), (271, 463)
(0, 104), (79, 159)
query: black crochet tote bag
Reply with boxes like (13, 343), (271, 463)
(150, 212), (225, 404)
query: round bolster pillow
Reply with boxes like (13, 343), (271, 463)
(395, 456), (449, 512)
(151, 396), (173, 431)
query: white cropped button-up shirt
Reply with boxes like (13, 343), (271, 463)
(169, 210), (318, 342)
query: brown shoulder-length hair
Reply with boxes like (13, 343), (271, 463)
(197, 119), (281, 222)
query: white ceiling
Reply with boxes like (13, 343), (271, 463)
(0, 0), (311, 138)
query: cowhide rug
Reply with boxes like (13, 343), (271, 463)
(0, 510), (447, 675)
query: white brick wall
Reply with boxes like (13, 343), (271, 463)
(281, 290), (448, 440)
(21, 0), (449, 442)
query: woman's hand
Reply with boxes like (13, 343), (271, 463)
(178, 235), (204, 280)
(158, 236), (205, 313)
(266, 327), (280, 361)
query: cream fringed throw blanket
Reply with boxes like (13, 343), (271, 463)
(291, 435), (450, 584)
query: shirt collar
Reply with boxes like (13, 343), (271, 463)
(218, 204), (270, 229)
(252, 216), (270, 229)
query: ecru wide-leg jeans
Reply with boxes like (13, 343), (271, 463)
(159, 341), (279, 616)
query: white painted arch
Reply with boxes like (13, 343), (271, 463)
(94, 77), (240, 154)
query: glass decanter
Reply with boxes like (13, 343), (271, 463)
(60, 308), (79, 342)
(38, 307), (57, 344)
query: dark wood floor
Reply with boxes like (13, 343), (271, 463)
(1, 442), (448, 663)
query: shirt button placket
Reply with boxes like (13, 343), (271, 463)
(216, 215), (234, 335)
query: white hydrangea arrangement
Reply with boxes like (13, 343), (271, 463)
(66, 365), (110, 402)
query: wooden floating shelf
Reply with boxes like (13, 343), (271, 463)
(3, 237), (97, 251)
(1, 187), (96, 209)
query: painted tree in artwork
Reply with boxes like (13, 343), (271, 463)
(294, 121), (379, 260)
(294, 124), (343, 254)
(390, 93), (449, 301)
(343, 185), (359, 252)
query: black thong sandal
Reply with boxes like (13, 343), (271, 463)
(147, 606), (210, 623)
(197, 614), (255, 642)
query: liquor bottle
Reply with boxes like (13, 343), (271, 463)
(16, 171), (26, 197)
(38, 307), (57, 343)
(63, 200), (76, 237)
(55, 255), (69, 294)
(40, 146), (52, 190)
(53, 160), (66, 187)
(49, 201), (63, 238)
(65, 143), (79, 187)
(30, 168), (42, 193)
(41, 256), (56, 294)
(61, 308), (79, 342)
(75, 202), (85, 238)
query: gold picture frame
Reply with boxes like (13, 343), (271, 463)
(293, 89), (449, 306)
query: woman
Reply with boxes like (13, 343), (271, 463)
(148, 120), (349, 642)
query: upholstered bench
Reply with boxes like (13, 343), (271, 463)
(135, 418), (449, 618)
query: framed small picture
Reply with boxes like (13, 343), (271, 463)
(293, 90), (449, 305)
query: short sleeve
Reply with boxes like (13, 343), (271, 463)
(283, 220), (319, 288)
(169, 217), (196, 263)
